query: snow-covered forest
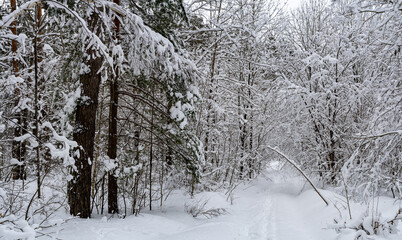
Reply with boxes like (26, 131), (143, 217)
(0, 0), (401, 239)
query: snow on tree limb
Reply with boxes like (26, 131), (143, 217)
(267, 146), (329, 206)
(351, 130), (402, 139)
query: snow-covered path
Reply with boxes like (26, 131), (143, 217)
(239, 176), (337, 240)
(41, 176), (326, 240)
(270, 192), (332, 240)
(40, 173), (401, 240)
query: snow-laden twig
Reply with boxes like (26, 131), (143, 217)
(267, 146), (329, 206)
(351, 130), (402, 139)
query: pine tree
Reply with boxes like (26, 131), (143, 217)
(68, 8), (103, 218)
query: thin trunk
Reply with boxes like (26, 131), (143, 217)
(101, 175), (105, 215)
(160, 156), (164, 208)
(238, 87), (247, 179)
(33, 3), (42, 198)
(132, 121), (141, 215)
(247, 62), (253, 179)
(149, 97), (154, 211)
(166, 100), (173, 166)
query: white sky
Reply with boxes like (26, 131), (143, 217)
(284, 0), (303, 9)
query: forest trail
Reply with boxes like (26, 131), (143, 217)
(266, 188), (332, 240)
(242, 173), (337, 240)
(42, 171), (341, 240)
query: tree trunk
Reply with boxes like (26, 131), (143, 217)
(10, 0), (18, 75)
(107, 70), (119, 214)
(166, 100), (173, 167)
(33, 3), (43, 198)
(149, 95), (154, 211)
(10, 0), (26, 181)
(107, 0), (120, 214)
(68, 12), (102, 218)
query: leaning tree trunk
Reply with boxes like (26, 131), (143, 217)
(68, 12), (102, 218)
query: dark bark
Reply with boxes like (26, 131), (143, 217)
(165, 100), (173, 167)
(10, 0), (18, 75)
(107, 0), (120, 214)
(238, 87), (247, 180)
(149, 95), (154, 211)
(33, 3), (43, 198)
(68, 12), (102, 218)
(11, 0), (26, 181)
(12, 110), (26, 180)
(107, 70), (119, 214)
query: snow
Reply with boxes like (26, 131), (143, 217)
(37, 169), (402, 240)
(6, 75), (24, 85)
(42, 44), (53, 53)
(170, 101), (188, 129)
(17, 34), (27, 54)
(0, 216), (36, 240)
(0, 0), (41, 28)
(0, 187), (6, 199)
(39, 122), (78, 169)
(103, 156), (118, 172)
(9, 158), (24, 166)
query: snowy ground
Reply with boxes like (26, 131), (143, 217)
(38, 170), (401, 240)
